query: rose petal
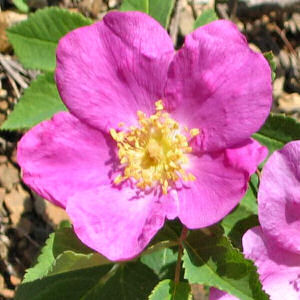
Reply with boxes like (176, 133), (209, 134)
(56, 11), (174, 132)
(177, 139), (264, 228)
(209, 288), (238, 300)
(66, 185), (166, 261)
(243, 227), (300, 300)
(243, 227), (300, 280)
(225, 138), (268, 176)
(210, 227), (300, 300)
(258, 140), (300, 254)
(17, 112), (116, 208)
(165, 20), (272, 152)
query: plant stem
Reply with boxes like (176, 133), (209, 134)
(174, 226), (188, 284)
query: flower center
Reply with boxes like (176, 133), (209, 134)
(110, 100), (199, 194)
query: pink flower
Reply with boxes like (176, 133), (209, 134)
(210, 141), (300, 300)
(17, 12), (271, 261)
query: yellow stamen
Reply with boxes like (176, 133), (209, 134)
(110, 100), (199, 194)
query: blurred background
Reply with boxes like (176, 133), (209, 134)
(0, 0), (299, 298)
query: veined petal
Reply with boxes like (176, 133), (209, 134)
(66, 186), (166, 261)
(258, 141), (300, 254)
(165, 20), (272, 152)
(177, 139), (266, 228)
(56, 11), (174, 132)
(17, 112), (116, 208)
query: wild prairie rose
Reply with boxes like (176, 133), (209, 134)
(210, 141), (300, 300)
(17, 12), (272, 261)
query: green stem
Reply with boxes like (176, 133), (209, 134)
(174, 226), (188, 284)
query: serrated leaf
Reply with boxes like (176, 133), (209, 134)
(193, 9), (218, 29)
(23, 233), (55, 283)
(141, 248), (177, 279)
(253, 113), (300, 154)
(52, 227), (93, 257)
(22, 227), (95, 283)
(1, 72), (66, 130)
(15, 265), (112, 300)
(13, 0), (29, 12)
(7, 7), (92, 71)
(120, 0), (175, 28)
(263, 51), (276, 81)
(48, 251), (110, 276)
(183, 227), (269, 300)
(149, 279), (192, 300)
(221, 175), (259, 248)
(89, 262), (159, 300)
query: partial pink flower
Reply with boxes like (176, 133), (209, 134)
(210, 141), (300, 300)
(17, 11), (271, 261)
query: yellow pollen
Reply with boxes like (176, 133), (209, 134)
(110, 100), (199, 194)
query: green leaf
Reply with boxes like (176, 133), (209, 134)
(183, 227), (269, 300)
(15, 265), (112, 300)
(193, 9), (218, 29)
(120, 0), (148, 12)
(221, 175), (259, 248)
(149, 0), (175, 28)
(22, 233), (55, 283)
(120, 0), (175, 28)
(48, 251), (110, 276)
(149, 279), (192, 300)
(141, 248), (177, 279)
(92, 262), (159, 300)
(263, 51), (276, 81)
(13, 0), (29, 13)
(52, 227), (93, 257)
(22, 227), (96, 283)
(1, 72), (66, 130)
(7, 7), (92, 71)
(253, 113), (300, 154)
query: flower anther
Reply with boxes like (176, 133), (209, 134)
(110, 100), (199, 194)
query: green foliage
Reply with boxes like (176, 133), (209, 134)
(149, 280), (192, 300)
(141, 248), (177, 279)
(96, 262), (159, 299)
(1, 72), (66, 130)
(263, 51), (276, 81)
(120, 0), (175, 28)
(22, 227), (96, 283)
(221, 175), (259, 248)
(253, 113), (300, 154)
(193, 9), (218, 29)
(7, 7), (92, 71)
(15, 265), (112, 300)
(16, 227), (162, 300)
(13, 0), (29, 12)
(183, 227), (269, 300)
(48, 251), (111, 276)
(22, 233), (56, 283)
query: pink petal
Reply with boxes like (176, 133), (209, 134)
(226, 139), (268, 176)
(17, 112), (116, 208)
(210, 227), (300, 300)
(209, 288), (238, 300)
(165, 20), (272, 152)
(262, 271), (300, 300)
(66, 186), (166, 261)
(177, 140), (265, 228)
(242, 227), (300, 280)
(55, 11), (174, 132)
(258, 141), (300, 254)
(243, 227), (300, 299)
